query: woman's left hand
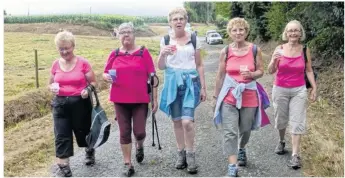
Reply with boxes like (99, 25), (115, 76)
(240, 71), (253, 80)
(152, 100), (158, 113)
(81, 89), (89, 99)
(200, 89), (207, 102)
(310, 88), (317, 102)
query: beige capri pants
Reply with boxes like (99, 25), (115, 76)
(272, 85), (308, 134)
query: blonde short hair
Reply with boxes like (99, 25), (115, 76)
(227, 17), (250, 35)
(168, 7), (188, 22)
(282, 20), (306, 41)
(118, 22), (134, 32)
(54, 30), (75, 47)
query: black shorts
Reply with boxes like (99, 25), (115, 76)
(52, 95), (92, 158)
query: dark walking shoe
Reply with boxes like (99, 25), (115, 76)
(175, 149), (187, 169)
(227, 164), (238, 177)
(186, 151), (198, 174)
(275, 141), (286, 155)
(85, 148), (95, 166)
(122, 163), (135, 177)
(136, 147), (144, 163)
(288, 154), (302, 170)
(54, 164), (72, 177)
(237, 148), (247, 166)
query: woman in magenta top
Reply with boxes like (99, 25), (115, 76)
(48, 30), (97, 177)
(213, 18), (264, 177)
(268, 20), (317, 169)
(103, 22), (158, 177)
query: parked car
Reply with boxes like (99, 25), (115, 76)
(206, 32), (223, 45)
(205, 30), (217, 42)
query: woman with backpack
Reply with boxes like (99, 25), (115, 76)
(158, 7), (206, 174)
(267, 20), (317, 169)
(212, 17), (266, 177)
(103, 22), (158, 177)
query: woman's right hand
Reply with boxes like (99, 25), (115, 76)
(272, 49), (282, 62)
(160, 45), (174, 56)
(103, 73), (113, 83)
(49, 84), (59, 95)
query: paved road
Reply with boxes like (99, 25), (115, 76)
(62, 38), (302, 177)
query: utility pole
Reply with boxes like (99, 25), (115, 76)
(90, 6), (91, 14)
(27, 5), (30, 16)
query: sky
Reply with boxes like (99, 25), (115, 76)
(3, 0), (184, 16)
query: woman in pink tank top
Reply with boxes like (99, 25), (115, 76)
(268, 20), (317, 169)
(48, 30), (97, 177)
(213, 18), (264, 177)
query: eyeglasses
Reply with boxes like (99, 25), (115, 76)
(287, 29), (301, 33)
(172, 17), (185, 22)
(231, 28), (246, 33)
(58, 46), (73, 53)
(118, 31), (133, 35)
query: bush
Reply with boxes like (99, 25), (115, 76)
(215, 15), (228, 29)
(309, 27), (344, 65)
(217, 28), (228, 39)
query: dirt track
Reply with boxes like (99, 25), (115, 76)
(60, 37), (303, 177)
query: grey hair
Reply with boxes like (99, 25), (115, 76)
(168, 7), (188, 22)
(54, 30), (76, 47)
(118, 22), (134, 32)
(282, 20), (306, 42)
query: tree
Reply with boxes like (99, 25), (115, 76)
(230, 2), (244, 18)
(4, 10), (7, 16)
(215, 2), (231, 18)
(240, 2), (271, 41)
(184, 2), (215, 23)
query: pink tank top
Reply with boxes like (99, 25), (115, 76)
(223, 44), (259, 107)
(51, 56), (91, 96)
(274, 52), (306, 88)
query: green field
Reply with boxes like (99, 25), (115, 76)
(4, 33), (162, 101)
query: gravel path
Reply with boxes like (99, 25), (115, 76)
(60, 37), (303, 177)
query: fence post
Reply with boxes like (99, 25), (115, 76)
(34, 49), (39, 88)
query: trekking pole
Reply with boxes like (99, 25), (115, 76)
(150, 76), (155, 147)
(150, 73), (161, 150)
(153, 114), (162, 150)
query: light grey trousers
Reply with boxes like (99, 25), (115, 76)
(221, 102), (257, 156)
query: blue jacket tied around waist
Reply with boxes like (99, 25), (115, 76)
(159, 67), (199, 117)
(213, 74), (270, 130)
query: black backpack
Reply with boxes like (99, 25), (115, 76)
(163, 33), (197, 50)
(85, 86), (111, 149)
(224, 44), (258, 70)
(303, 46), (317, 88)
(114, 45), (145, 57)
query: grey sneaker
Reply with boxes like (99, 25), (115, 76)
(186, 151), (198, 174)
(237, 148), (247, 166)
(85, 148), (95, 166)
(228, 164), (238, 177)
(275, 141), (286, 155)
(175, 149), (187, 169)
(52, 164), (72, 177)
(122, 163), (135, 177)
(288, 154), (302, 169)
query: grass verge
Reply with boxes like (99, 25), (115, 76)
(301, 68), (344, 177)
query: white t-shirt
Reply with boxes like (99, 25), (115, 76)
(160, 34), (201, 70)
